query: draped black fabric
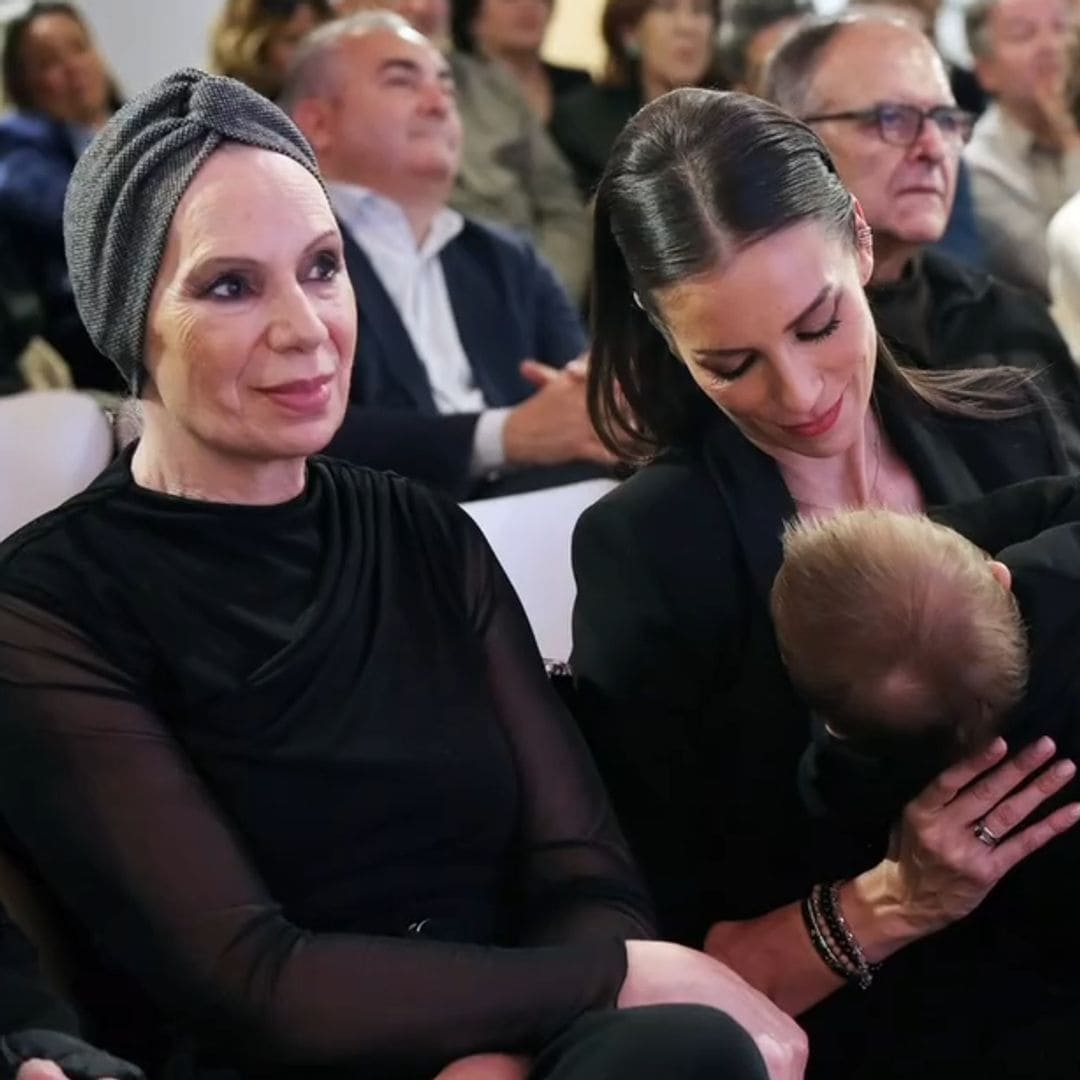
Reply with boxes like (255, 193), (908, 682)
(0, 451), (651, 1077)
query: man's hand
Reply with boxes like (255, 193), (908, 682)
(502, 359), (616, 468)
(1031, 68), (1080, 151)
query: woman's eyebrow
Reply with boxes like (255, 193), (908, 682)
(692, 286), (837, 360)
(784, 285), (834, 331)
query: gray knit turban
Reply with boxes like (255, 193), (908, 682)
(63, 67), (324, 391)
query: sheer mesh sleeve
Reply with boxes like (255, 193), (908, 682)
(455, 513), (655, 946)
(0, 595), (632, 1075)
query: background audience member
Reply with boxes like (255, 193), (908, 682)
(209, 0), (334, 100)
(0, 67), (807, 1080)
(868, 0), (989, 113)
(451, 0), (590, 127)
(351, 0), (589, 301)
(571, 88), (1075, 1079)
(764, 12), (1080, 467)
(1047, 186), (1080, 355)
(0, 1), (122, 392)
(965, 0), (1080, 295)
(285, 13), (612, 498)
(551, 0), (721, 197)
(716, 0), (811, 96)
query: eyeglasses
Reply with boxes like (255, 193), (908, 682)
(801, 103), (975, 148)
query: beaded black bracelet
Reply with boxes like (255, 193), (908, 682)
(801, 891), (852, 983)
(820, 881), (880, 991)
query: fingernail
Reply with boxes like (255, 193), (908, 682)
(989, 737), (1007, 755)
(1056, 760), (1076, 778)
(1036, 736), (1056, 754)
(1069, 804), (1080, 821)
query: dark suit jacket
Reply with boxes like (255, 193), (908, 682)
(327, 218), (586, 498)
(570, 378), (1070, 1076)
(0, 113), (119, 392)
(868, 249), (1080, 470)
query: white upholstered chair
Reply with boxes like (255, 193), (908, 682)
(461, 478), (618, 661)
(0, 390), (115, 542)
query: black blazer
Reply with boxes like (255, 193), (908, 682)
(327, 218), (586, 497)
(571, 375), (1069, 945)
(868, 249), (1080, 469)
(571, 383), (1071, 1076)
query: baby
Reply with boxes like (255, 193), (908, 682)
(769, 479), (1080, 828)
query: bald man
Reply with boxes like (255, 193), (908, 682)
(765, 12), (1080, 470)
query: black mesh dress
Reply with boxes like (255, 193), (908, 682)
(0, 450), (653, 1078)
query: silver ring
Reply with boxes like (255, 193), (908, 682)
(973, 820), (1001, 848)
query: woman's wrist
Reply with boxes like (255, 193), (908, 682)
(837, 863), (930, 966)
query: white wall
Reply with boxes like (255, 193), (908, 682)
(80, 0), (222, 96)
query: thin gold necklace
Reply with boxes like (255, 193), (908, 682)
(789, 426), (884, 515)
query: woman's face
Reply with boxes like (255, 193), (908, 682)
(144, 146), (355, 465)
(265, 2), (325, 82)
(628, 0), (715, 94)
(472, 0), (553, 57)
(654, 219), (877, 464)
(19, 11), (111, 125)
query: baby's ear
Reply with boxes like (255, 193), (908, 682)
(988, 560), (1013, 592)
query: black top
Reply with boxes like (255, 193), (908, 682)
(867, 249), (1080, 470)
(550, 84), (642, 197)
(571, 376), (1070, 1077)
(0, 451), (651, 1077)
(542, 62), (592, 105)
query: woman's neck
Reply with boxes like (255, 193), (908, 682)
(131, 404), (306, 506)
(488, 46), (544, 82)
(777, 410), (924, 517)
(777, 412), (882, 513)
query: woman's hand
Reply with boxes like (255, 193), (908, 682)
(432, 1054), (530, 1080)
(619, 940), (808, 1079)
(846, 736), (1080, 955)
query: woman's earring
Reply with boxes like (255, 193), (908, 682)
(624, 39), (641, 60)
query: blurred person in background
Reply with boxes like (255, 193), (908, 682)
(965, 0), (1080, 296)
(210, 0), (334, 100)
(342, 0), (589, 301)
(451, 0), (590, 127)
(765, 11), (1080, 471)
(715, 0), (812, 96)
(0, 1), (122, 391)
(285, 13), (613, 498)
(869, 0), (988, 114)
(551, 0), (721, 197)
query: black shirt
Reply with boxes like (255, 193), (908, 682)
(0, 451), (650, 1076)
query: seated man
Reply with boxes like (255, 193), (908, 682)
(764, 10), (1080, 468)
(964, 0), (1080, 297)
(769, 481), (1080, 1076)
(284, 12), (611, 498)
(337, 0), (588, 301)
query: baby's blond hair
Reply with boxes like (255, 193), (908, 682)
(771, 509), (1029, 750)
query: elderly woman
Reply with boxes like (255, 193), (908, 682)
(550, 0), (720, 196)
(0, 71), (804, 1079)
(450, 0), (590, 127)
(571, 88), (1080, 1078)
(210, 0), (334, 101)
(0, 1), (122, 390)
